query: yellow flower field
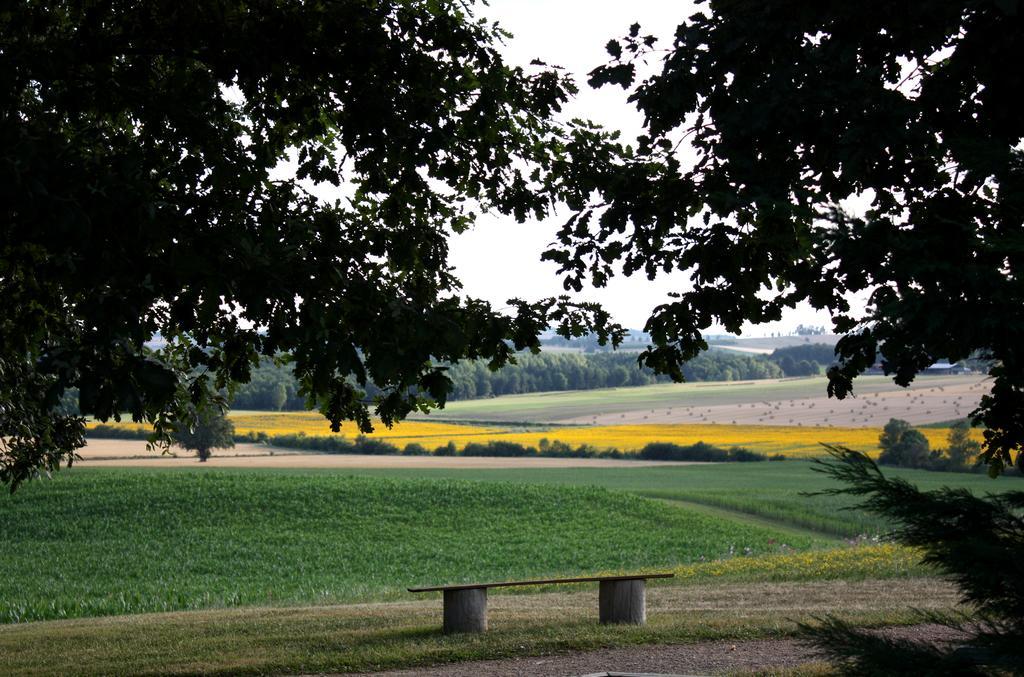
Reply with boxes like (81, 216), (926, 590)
(88, 412), (984, 458)
(483, 423), (980, 458)
(228, 411), (506, 439)
(668, 543), (927, 582)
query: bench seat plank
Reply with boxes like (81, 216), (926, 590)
(408, 572), (673, 593)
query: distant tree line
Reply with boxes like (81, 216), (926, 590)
(794, 324), (828, 336)
(441, 350), (787, 400)
(766, 344), (838, 377)
(227, 347), (846, 411)
(229, 360), (306, 410)
(65, 344), (845, 414)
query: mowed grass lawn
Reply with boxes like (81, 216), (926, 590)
(0, 578), (961, 676)
(0, 468), (838, 624)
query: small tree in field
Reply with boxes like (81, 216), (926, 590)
(947, 420), (982, 469)
(172, 405), (234, 462)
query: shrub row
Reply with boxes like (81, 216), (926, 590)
(87, 426), (781, 462)
(637, 441), (782, 462)
(258, 434), (777, 462)
(259, 433), (396, 454)
(87, 424), (151, 440)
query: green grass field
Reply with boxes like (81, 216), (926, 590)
(0, 578), (956, 676)
(333, 460), (1024, 538)
(3, 460), (1004, 675)
(416, 374), (979, 422)
(0, 468), (836, 623)
(4, 461), (1012, 625)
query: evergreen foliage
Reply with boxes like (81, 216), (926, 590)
(806, 447), (1024, 674)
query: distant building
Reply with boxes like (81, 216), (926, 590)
(866, 360), (971, 376)
(922, 360), (971, 375)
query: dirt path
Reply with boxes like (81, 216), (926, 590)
(369, 624), (968, 676)
(76, 439), (705, 469)
(75, 439), (283, 459)
(0, 578), (962, 676)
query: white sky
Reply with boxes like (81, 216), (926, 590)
(448, 0), (845, 336)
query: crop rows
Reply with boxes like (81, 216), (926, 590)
(342, 462), (1024, 539)
(0, 469), (824, 623)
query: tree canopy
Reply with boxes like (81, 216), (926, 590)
(2, 0), (1022, 487)
(568, 0), (1023, 473)
(0, 0), (619, 488)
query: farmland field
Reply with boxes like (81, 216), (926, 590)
(3, 459), (1009, 675)
(89, 374), (987, 432)
(336, 461), (1024, 538)
(708, 333), (842, 354)
(33, 374), (1003, 675)
(76, 439), (695, 468)
(412, 373), (988, 427)
(0, 468), (835, 623)
(87, 413), (984, 459)
(234, 418), (979, 458)
(4, 461), (1015, 626)
(229, 414), (509, 439)
(347, 422), (975, 458)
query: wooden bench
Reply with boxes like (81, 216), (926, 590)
(408, 573), (674, 633)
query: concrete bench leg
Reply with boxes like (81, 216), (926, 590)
(599, 579), (646, 624)
(443, 588), (487, 633)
